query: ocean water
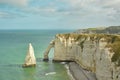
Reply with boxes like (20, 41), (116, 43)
(0, 30), (73, 80)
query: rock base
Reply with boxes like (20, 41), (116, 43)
(22, 64), (36, 68)
(43, 58), (49, 61)
(52, 59), (74, 62)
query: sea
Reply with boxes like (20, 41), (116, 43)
(0, 30), (73, 80)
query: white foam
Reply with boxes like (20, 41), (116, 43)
(60, 62), (66, 64)
(65, 64), (75, 80)
(45, 72), (56, 76)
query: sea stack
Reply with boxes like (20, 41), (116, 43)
(22, 43), (36, 67)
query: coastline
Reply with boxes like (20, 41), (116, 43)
(64, 64), (75, 80)
(67, 62), (97, 80)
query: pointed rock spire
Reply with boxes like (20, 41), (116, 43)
(22, 43), (36, 67)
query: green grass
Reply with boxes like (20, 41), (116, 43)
(87, 28), (98, 30)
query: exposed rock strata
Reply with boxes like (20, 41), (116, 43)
(44, 33), (120, 80)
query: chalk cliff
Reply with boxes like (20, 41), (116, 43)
(45, 33), (120, 80)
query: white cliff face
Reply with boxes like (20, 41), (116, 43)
(54, 34), (76, 61)
(53, 33), (120, 80)
(23, 43), (36, 67)
(95, 38), (113, 80)
(76, 37), (97, 72)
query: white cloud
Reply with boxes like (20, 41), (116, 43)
(0, 0), (28, 7)
(32, 7), (56, 13)
(59, 0), (120, 20)
(63, 0), (120, 8)
(0, 0), (120, 21)
(0, 11), (25, 18)
(22, 7), (57, 16)
(0, 11), (11, 18)
(97, 0), (120, 7)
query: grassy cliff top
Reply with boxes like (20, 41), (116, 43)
(56, 33), (120, 42)
(75, 26), (120, 34)
(56, 33), (120, 66)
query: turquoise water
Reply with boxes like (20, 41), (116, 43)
(0, 30), (73, 80)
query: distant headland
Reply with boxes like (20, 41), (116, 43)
(75, 26), (120, 34)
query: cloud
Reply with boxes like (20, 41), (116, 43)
(31, 7), (56, 13)
(0, 0), (120, 22)
(0, 11), (11, 18)
(0, 11), (20, 18)
(58, 0), (120, 20)
(0, 11), (25, 18)
(0, 0), (28, 7)
(21, 7), (57, 17)
(63, 0), (120, 8)
(97, 0), (120, 7)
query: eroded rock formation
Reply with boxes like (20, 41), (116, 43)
(44, 33), (120, 80)
(43, 40), (55, 61)
(22, 43), (36, 67)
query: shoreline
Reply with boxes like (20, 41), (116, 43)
(64, 64), (75, 80)
(67, 62), (97, 80)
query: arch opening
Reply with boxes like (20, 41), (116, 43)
(43, 40), (55, 61)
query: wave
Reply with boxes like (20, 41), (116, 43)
(45, 72), (56, 76)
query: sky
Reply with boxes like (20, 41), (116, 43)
(0, 0), (120, 29)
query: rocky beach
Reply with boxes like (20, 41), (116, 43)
(68, 62), (96, 80)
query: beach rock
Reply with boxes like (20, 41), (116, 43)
(50, 33), (120, 80)
(22, 43), (36, 67)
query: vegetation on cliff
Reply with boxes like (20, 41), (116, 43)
(75, 26), (120, 34)
(106, 36), (120, 66)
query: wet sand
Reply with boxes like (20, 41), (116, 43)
(68, 62), (97, 80)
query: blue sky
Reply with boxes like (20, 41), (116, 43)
(0, 0), (120, 29)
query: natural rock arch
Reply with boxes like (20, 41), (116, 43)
(43, 40), (55, 61)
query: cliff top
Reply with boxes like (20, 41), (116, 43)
(56, 33), (120, 42)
